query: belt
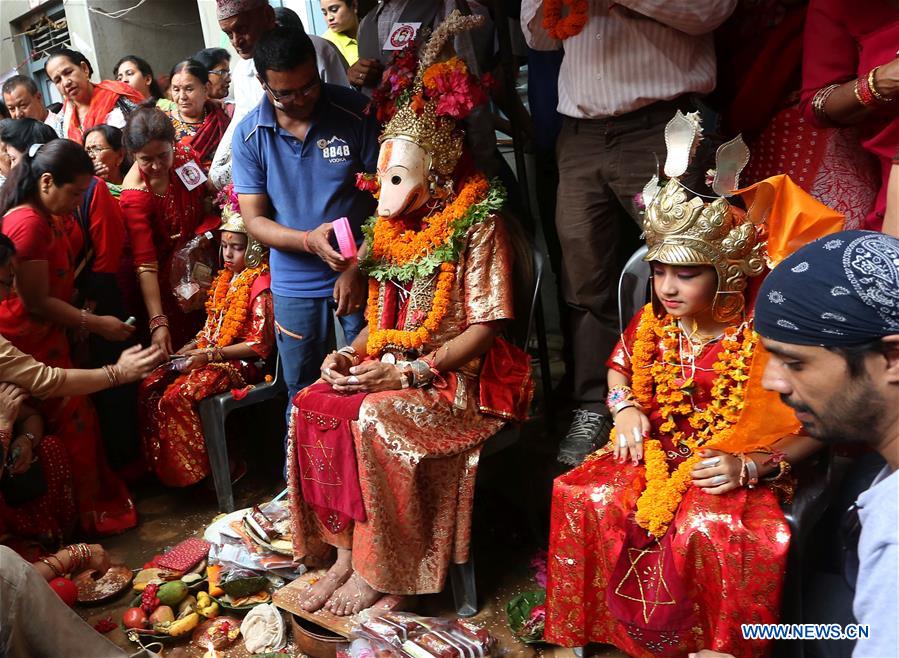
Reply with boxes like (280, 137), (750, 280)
(566, 95), (699, 127)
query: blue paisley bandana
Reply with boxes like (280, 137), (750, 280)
(756, 230), (899, 346)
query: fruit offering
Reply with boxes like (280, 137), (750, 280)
(123, 607), (148, 630)
(49, 577), (78, 607)
(157, 581), (188, 606)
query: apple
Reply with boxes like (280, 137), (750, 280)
(122, 607), (148, 629)
(48, 578), (78, 607)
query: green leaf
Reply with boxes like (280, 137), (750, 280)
(506, 590), (545, 633)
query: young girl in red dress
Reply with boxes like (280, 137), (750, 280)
(139, 194), (273, 487)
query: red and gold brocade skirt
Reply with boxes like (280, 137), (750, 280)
(545, 451), (790, 657)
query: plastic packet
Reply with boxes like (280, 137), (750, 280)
(170, 232), (217, 312)
(351, 613), (496, 658)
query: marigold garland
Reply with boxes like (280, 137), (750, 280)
(369, 175), (489, 268)
(360, 176), (504, 356)
(196, 264), (268, 349)
(625, 304), (757, 538)
(366, 262), (455, 356)
(542, 0), (589, 40)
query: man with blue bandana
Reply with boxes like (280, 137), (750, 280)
(755, 230), (899, 658)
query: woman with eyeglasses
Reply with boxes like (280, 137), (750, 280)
(0, 139), (138, 536)
(82, 124), (128, 195)
(120, 106), (220, 356)
(157, 59), (230, 173)
(194, 48), (233, 102)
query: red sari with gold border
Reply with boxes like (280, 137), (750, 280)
(544, 312), (791, 657)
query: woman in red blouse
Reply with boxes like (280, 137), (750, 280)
(120, 106), (220, 355)
(799, 0), (899, 230)
(0, 140), (137, 536)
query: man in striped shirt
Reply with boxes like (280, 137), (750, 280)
(521, 0), (737, 465)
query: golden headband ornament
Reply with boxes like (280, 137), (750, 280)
(641, 111), (765, 322)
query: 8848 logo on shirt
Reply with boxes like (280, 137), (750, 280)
(317, 136), (351, 164)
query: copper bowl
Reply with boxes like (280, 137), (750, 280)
(290, 614), (345, 658)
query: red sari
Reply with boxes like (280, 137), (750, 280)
(62, 80), (144, 142)
(139, 271), (273, 487)
(119, 146), (220, 348)
(0, 207), (136, 536)
(0, 436), (77, 545)
(544, 312), (790, 657)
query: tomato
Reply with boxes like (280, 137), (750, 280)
(122, 607), (148, 629)
(48, 577), (78, 607)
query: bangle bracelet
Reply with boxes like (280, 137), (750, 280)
(337, 346), (360, 366)
(40, 557), (64, 577)
(606, 385), (637, 412)
(80, 308), (90, 333)
(149, 314), (169, 332)
(855, 76), (878, 108)
(868, 66), (893, 103)
(398, 364), (412, 389)
(811, 83), (840, 123)
(745, 456), (759, 489)
(610, 401), (636, 417)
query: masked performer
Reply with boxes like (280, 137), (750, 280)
(285, 12), (532, 616)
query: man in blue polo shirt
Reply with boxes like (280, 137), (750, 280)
(232, 25), (378, 412)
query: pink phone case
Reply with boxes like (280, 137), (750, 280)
(333, 216), (357, 260)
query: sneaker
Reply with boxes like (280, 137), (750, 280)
(557, 409), (612, 467)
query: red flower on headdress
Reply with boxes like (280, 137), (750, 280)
(214, 182), (241, 215)
(422, 57), (488, 120)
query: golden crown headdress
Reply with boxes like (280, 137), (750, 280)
(374, 11), (488, 177)
(217, 183), (267, 268)
(642, 111), (764, 322)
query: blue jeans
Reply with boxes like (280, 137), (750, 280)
(272, 294), (366, 417)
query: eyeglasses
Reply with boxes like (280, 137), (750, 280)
(260, 77), (321, 107)
(209, 68), (231, 78)
(85, 146), (111, 156)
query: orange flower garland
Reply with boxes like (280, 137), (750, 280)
(369, 174), (490, 267)
(197, 264), (268, 349)
(542, 0), (589, 40)
(366, 263), (455, 356)
(624, 304), (757, 538)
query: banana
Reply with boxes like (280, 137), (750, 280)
(154, 612), (200, 637)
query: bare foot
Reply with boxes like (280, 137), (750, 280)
(299, 550), (353, 612)
(369, 594), (412, 613)
(324, 571), (383, 616)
